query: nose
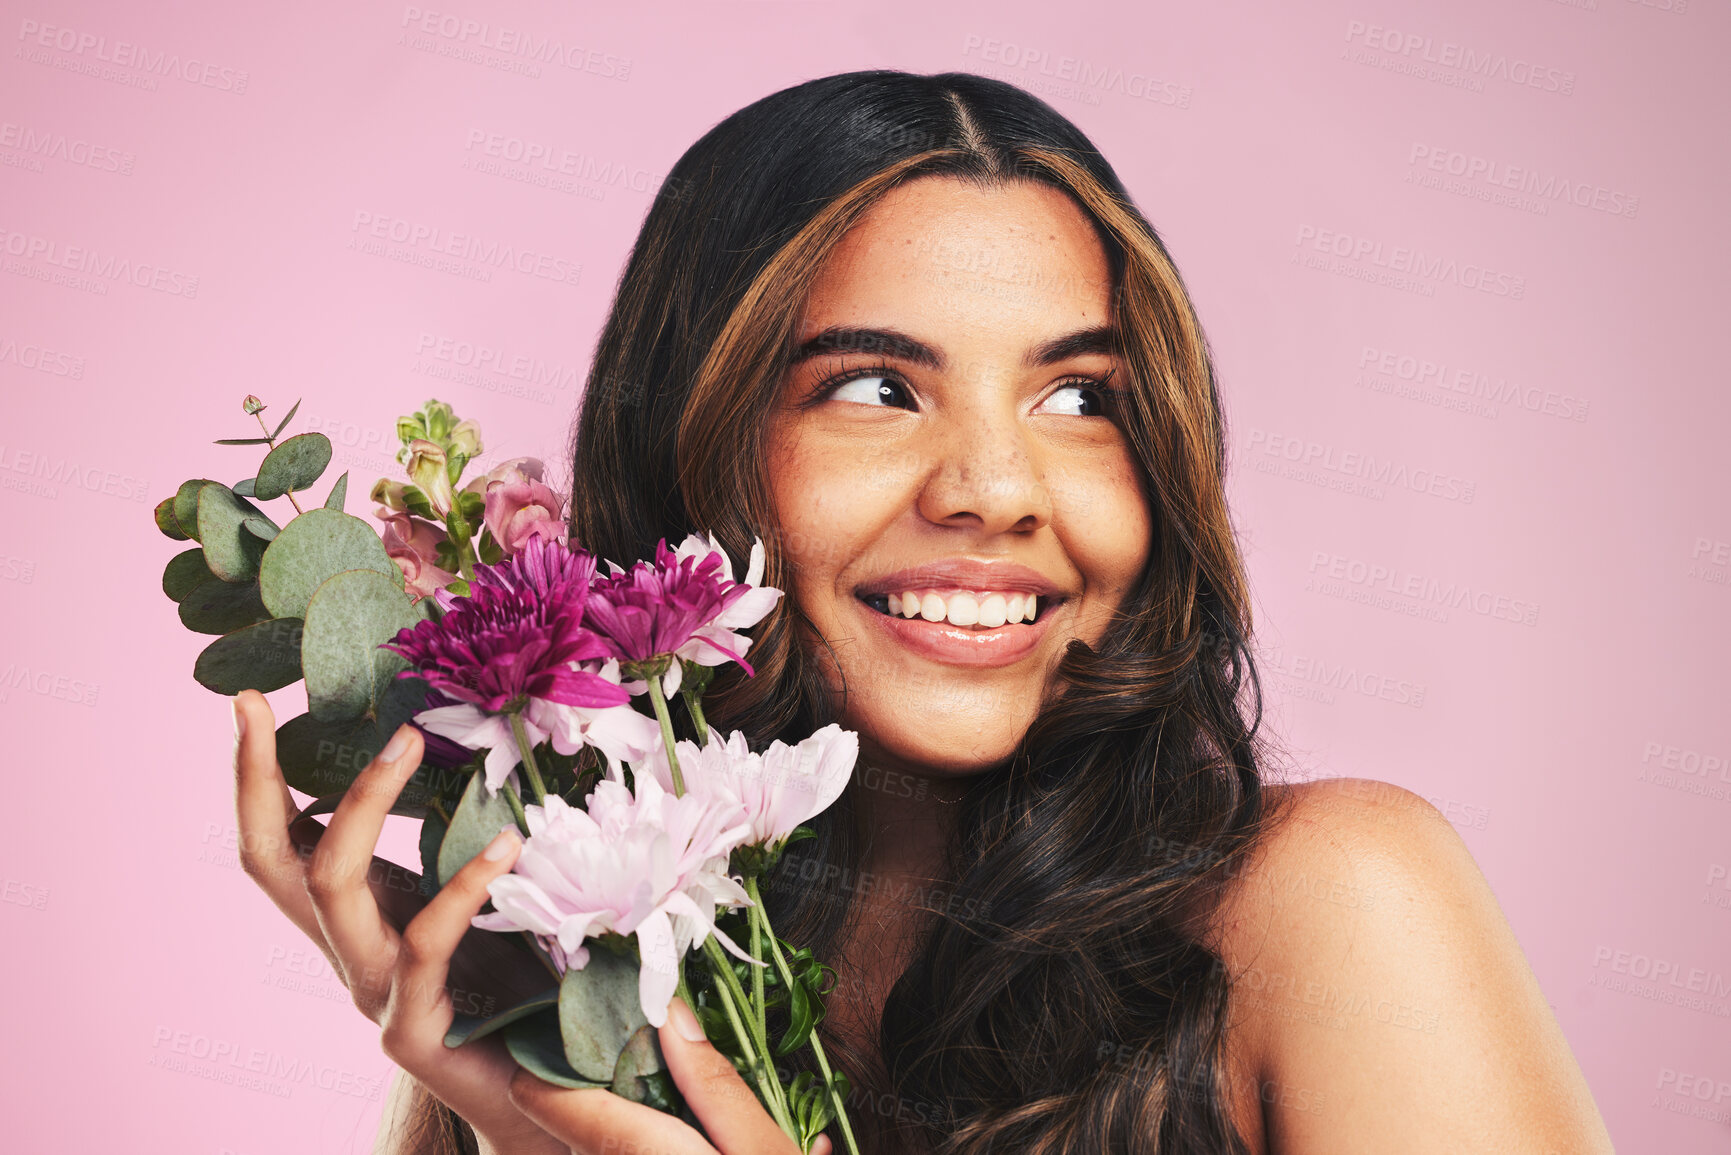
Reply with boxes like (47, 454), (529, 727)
(915, 408), (1053, 535)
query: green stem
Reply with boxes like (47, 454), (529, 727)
(750, 883), (768, 1046)
(508, 712), (548, 804)
(683, 689), (710, 747)
(701, 937), (796, 1138)
(500, 777), (530, 836)
(747, 876), (860, 1155)
(644, 672), (685, 796)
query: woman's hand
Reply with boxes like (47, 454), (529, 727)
(507, 996), (834, 1155)
(232, 689), (566, 1154)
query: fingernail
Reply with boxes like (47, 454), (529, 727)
(668, 996), (705, 1043)
(232, 697), (247, 742)
(379, 726), (413, 765)
(482, 826), (521, 861)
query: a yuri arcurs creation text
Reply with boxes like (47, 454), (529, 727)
(153, 396), (861, 1154)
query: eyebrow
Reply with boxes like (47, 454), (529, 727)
(788, 324), (1118, 372)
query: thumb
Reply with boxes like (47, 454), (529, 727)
(661, 995), (802, 1154)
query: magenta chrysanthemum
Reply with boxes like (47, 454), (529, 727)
(384, 538), (628, 713)
(585, 539), (754, 671)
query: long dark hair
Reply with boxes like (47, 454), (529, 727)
(407, 69), (1278, 1155)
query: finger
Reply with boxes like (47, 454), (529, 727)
(306, 722), (422, 994)
(661, 996), (802, 1154)
(233, 692), (325, 946)
(391, 825), (522, 1036)
(812, 1136), (833, 1155)
(509, 1070), (717, 1155)
(380, 828), (539, 1138)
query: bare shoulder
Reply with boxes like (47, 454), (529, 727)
(1200, 777), (1614, 1155)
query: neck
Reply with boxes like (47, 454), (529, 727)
(847, 743), (979, 884)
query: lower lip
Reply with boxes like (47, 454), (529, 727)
(859, 599), (1054, 667)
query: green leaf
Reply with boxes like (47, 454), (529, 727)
(174, 479), (216, 542)
(503, 1009), (608, 1090)
(255, 432), (333, 500)
(242, 516), (279, 542)
(258, 507), (399, 620)
(445, 988), (559, 1049)
(776, 972), (816, 1056)
(193, 618), (305, 694)
(178, 578), (269, 635)
(610, 1023), (670, 1106)
(275, 678), (455, 812)
(270, 398), (303, 441)
(324, 471), (349, 511)
(232, 477), (256, 498)
(559, 945), (653, 1082)
(438, 767), (521, 885)
(301, 568), (425, 724)
(162, 548), (214, 602)
(418, 808), (447, 897)
(196, 482), (269, 582)
(214, 437), (272, 445)
(154, 498), (189, 541)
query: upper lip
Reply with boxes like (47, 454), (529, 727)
(854, 559), (1070, 599)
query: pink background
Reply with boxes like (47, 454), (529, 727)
(2, 1), (1726, 1150)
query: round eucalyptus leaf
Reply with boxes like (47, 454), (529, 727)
(437, 768), (521, 885)
(193, 618), (305, 695)
(324, 470), (349, 511)
(258, 508), (399, 620)
(254, 432), (333, 500)
(232, 477), (256, 498)
(445, 989), (559, 1050)
(242, 516), (279, 542)
(610, 1023), (669, 1104)
(173, 478), (217, 542)
(163, 548), (215, 602)
(275, 677), (448, 814)
(155, 498), (189, 541)
(178, 578), (269, 635)
(196, 483), (268, 582)
(301, 568), (425, 724)
(504, 1010), (608, 1090)
(560, 946), (651, 1082)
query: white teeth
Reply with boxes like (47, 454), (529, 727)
(880, 588), (1050, 627)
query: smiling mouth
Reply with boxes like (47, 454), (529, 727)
(858, 589), (1059, 630)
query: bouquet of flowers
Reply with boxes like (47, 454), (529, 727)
(154, 396), (860, 1154)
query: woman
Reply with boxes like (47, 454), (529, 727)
(231, 70), (1614, 1154)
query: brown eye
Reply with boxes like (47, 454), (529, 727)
(830, 374), (915, 409)
(1037, 383), (1105, 417)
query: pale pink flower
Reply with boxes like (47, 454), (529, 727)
(526, 658), (663, 768)
(377, 509), (459, 601)
(472, 774), (757, 1027)
(643, 724), (857, 850)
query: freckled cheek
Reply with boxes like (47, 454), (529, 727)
(1050, 460), (1153, 599)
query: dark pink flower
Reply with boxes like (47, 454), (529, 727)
(584, 541), (753, 678)
(385, 538), (626, 714)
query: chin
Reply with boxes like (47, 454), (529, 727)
(850, 710), (1029, 780)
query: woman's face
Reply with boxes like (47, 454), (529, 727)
(765, 175), (1153, 777)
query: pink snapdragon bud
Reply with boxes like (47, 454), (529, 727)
(466, 457), (567, 557)
(405, 438), (455, 518)
(377, 509), (458, 601)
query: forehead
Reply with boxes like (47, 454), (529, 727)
(798, 175), (1114, 337)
